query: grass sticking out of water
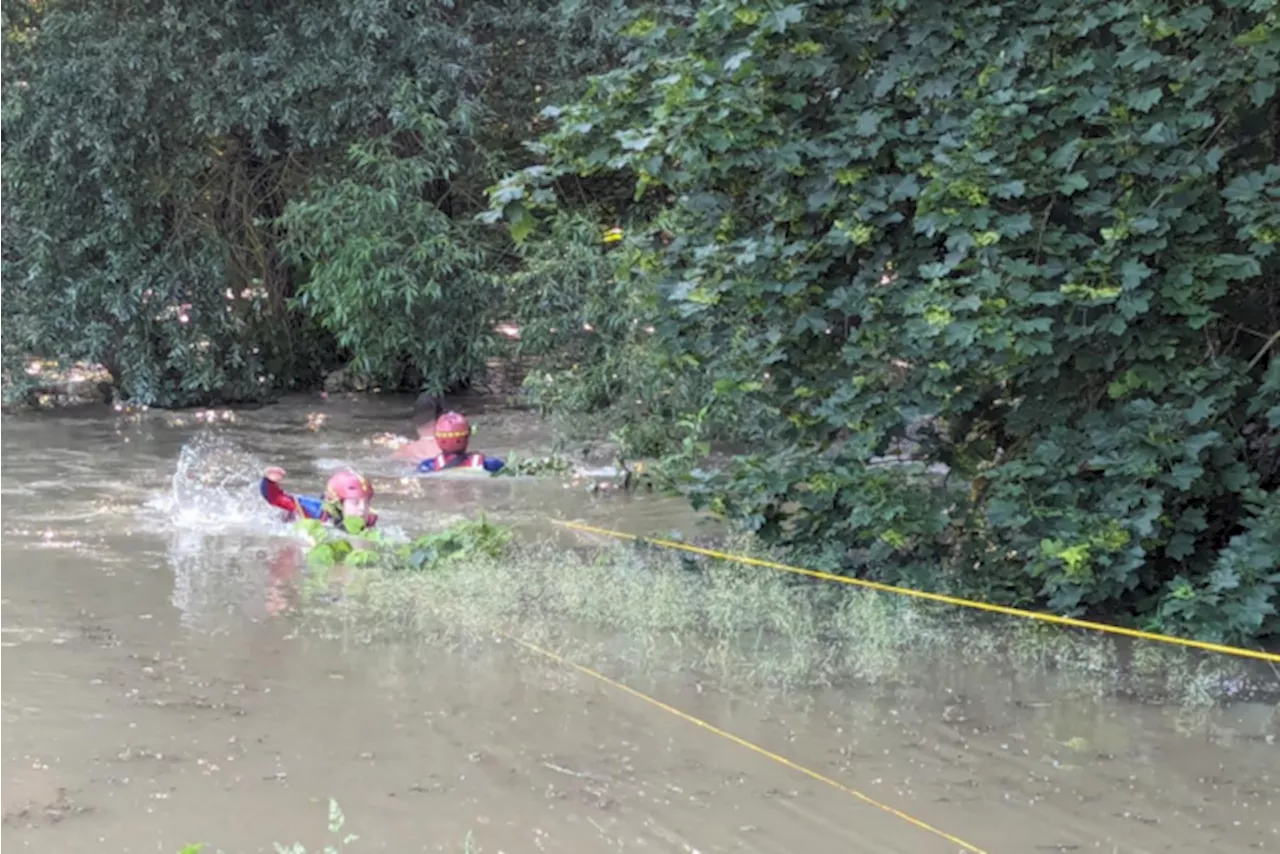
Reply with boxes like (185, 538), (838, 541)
(299, 534), (1272, 713)
(180, 801), (483, 854)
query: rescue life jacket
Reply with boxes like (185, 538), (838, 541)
(431, 451), (487, 471)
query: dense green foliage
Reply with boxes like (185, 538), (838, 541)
(493, 211), (717, 455)
(7, 0), (1279, 641)
(495, 0), (1280, 642)
(2, 0), (620, 404)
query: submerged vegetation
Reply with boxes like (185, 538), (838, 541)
(288, 516), (1272, 716)
(5, 0), (1279, 642)
(178, 800), (482, 854)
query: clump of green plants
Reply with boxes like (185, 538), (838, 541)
(284, 511), (1272, 718)
(306, 531), (1270, 713)
(272, 799), (357, 854)
(295, 518), (386, 569)
(296, 515), (512, 572)
(494, 453), (577, 477)
(395, 516), (513, 571)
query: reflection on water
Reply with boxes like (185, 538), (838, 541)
(2, 393), (1277, 854)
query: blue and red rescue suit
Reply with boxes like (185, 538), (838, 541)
(416, 452), (505, 474)
(259, 478), (378, 529)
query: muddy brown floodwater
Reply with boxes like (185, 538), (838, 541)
(3, 394), (1277, 853)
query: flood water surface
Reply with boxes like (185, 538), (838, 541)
(3, 396), (1277, 853)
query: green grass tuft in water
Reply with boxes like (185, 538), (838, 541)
(179, 800), (482, 854)
(290, 522), (1268, 714)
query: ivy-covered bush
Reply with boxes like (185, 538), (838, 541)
(496, 0), (1280, 641)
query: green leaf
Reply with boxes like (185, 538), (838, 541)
(1207, 567), (1240, 591)
(1220, 463), (1253, 492)
(725, 50), (752, 72)
(407, 548), (434, 570)
(854, 111), (881, 137)
(770, 4), (805, 32)
(1166, 462), (1203, 491)
(308, 544), (337, 567)
(992, 180), (1025, 199)
(1126, 87), (1163, 112)
(1248, 80), (1277, 107)
(1184, 397), (1213, 425)
(1235, 23), (1271, 47)
(507, 203), (536, 244)
(1058, 173), (1088, 195)
(1049, 138), (1082, 170)
(1166, 532), (1197, 560)
(1119, 258), (1152, 289)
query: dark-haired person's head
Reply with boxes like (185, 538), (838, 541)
(412, 393), (444, 438)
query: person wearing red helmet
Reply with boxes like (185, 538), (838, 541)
(416, 411), (505, 474)
(260, 466), (379, 529)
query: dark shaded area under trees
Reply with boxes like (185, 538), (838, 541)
(4, 0), (1279, 643)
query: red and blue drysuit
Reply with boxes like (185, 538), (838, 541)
(416, 452), (505, 474)
(260, 478), (379, 529)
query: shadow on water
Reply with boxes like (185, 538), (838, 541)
(2, 394), (1277, 853)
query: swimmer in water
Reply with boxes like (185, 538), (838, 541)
(260, 466), (378, 529)
(416, 411), (505, 474)
(391, 393), (444, 461)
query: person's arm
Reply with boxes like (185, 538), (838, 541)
(392, 436), (439, 461)
(416, 458), (438, 473)
(294, 495), (326, 520)
(483, 457), (505, 473)
(260, 468), (299, 514)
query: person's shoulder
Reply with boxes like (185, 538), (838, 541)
(398, 437), (441, 461)
(295, 495), (325, 519)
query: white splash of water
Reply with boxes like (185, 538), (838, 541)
(151, 432), (279, 533)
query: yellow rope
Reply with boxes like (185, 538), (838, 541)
(551, 520), (1280, 665)
(501, 632), (990, 853)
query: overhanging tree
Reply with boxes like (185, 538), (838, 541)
(2, 0), (625, 404)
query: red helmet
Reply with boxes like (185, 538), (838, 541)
(325, 470), (373, 503)
(435, 411), (471, 454)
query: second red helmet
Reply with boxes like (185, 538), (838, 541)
(434, 411), (471, 454)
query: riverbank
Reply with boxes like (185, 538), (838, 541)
(2, 360), (115, 410)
